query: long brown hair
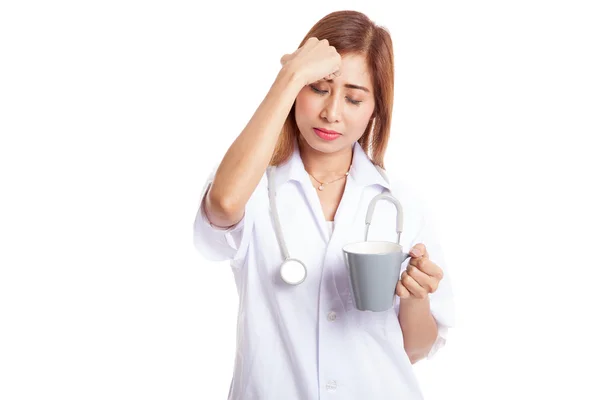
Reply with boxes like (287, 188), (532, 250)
(269, 10), (395, 169)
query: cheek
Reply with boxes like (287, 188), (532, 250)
(295, 91), (321, 122)
(347, 106), (374, 132)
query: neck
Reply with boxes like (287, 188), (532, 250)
(297, 135), (353, 182)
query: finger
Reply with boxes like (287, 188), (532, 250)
(320, 70), (339, 81)
(406, 264), (438, 293)
(409, 243), (429, 259)
(305, 36), (320, 47)
(409, 255), (420, 267)
(409, 255), (428, 269)
(416, 258), (444, 281)
(280, 54), (289, 66)
(281, 45), (304, 65)
(324, 71), (341, 80)
(401, 271), (428, 299)
(395, 280), (411, 299)
(409, 257), (443, 282)
(406, 264), (432, 288)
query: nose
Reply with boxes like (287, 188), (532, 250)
(320, 95), (341, 123)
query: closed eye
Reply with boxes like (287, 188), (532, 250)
(309, 84), (363, 106)
(309, 85), (328, 95)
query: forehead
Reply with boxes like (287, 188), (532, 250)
(337, 53), (373, 88)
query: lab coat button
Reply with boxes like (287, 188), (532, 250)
(327, 311), (337, 321)
(326, 380), (337, 391)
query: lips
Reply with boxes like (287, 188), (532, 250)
(313, 128), (342, 141)
(315, 127), (341, 135)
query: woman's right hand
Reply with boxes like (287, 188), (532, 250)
(280, 37), (342, 86)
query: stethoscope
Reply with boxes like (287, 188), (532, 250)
(267, 164), (398, 285)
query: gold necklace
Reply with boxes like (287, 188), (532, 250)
(308, 166), (351, 191)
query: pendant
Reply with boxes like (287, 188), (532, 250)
(318, 185), (324, 190)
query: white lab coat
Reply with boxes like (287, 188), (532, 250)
(193, 140), (455, 400)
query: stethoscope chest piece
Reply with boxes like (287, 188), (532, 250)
(279, 258), (307, 285)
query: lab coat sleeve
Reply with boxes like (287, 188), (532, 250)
(192, 164), (256, 265)
(395, 194), (456, 360)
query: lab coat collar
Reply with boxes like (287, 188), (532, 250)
(349, 142), (390, 190)
(272, 138), (390, 190)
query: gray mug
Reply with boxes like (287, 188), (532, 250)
(342, 193), (410, 312)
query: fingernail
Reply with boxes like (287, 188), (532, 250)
(411, 248), (422, 257)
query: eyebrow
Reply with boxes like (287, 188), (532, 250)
(324, 79), (371, 93)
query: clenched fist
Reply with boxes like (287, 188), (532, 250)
(280, 37), (342, 86)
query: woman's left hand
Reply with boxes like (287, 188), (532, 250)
(395, 243), (444, 300)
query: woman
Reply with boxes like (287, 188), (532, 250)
(193, 10), (455, 400)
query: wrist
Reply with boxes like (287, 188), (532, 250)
(399, 295), (430, 309)
(277, 65), (306, 92)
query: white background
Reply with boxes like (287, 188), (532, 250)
(1, 0), (599, 398)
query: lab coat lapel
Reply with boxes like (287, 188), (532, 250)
(298, 174), (331, 244)
(330, 142), (389, 250)
(329, 174), (363, 252)
(275, 141), (331, 244)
